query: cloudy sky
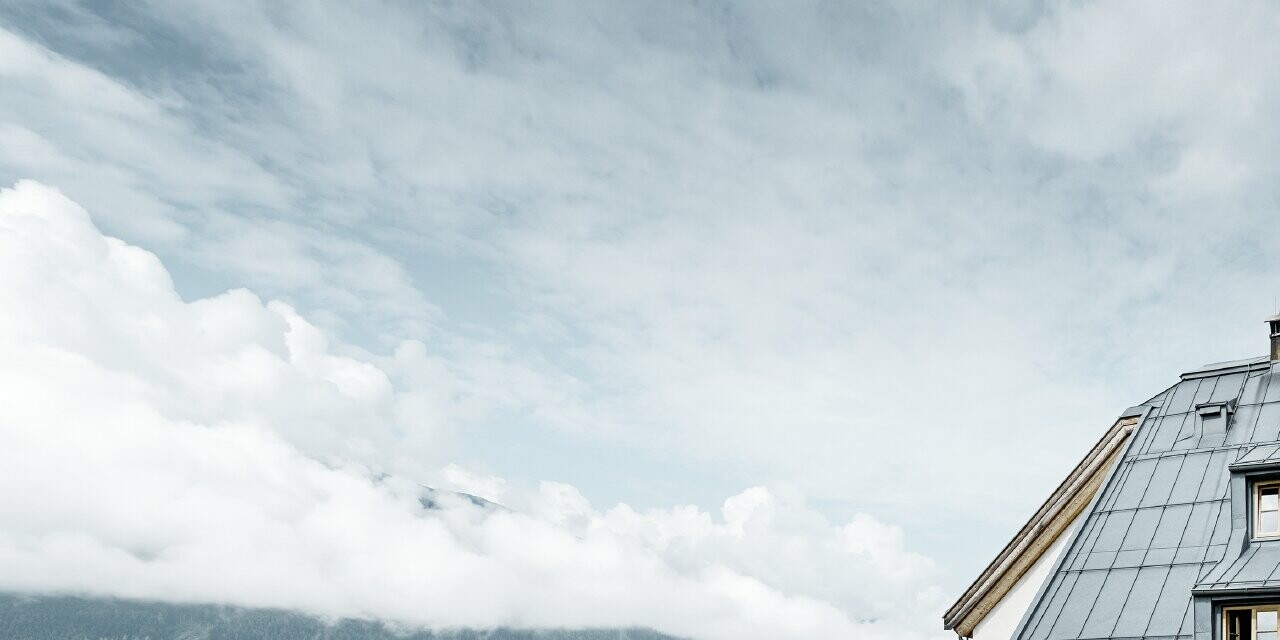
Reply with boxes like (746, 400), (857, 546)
(2, 1), (1280, 638)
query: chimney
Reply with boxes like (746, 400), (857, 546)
(1269, 314), (1280, 361)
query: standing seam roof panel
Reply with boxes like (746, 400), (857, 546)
(1014, 364), (1280, 640)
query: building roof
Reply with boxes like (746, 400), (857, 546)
(1011, 356), (1280, 640)
(942, 409), (1144, 636)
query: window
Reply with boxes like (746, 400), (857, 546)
(1226, 606), (1280, 640)
(1256, 481), (1280, 539)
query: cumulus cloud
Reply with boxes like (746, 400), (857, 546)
(0, 180), (945, 639)
(11, 0), (1280, 597)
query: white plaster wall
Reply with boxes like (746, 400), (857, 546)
(971, 509), (1086, 640)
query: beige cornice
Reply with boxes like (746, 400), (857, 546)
(942, 413), (1141, 637)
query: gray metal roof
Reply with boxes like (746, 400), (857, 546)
(1015, 359), (1280, 640)
(1179, 356), (1269, 380)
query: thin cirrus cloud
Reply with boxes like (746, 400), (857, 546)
(3, 0), (1280, 613)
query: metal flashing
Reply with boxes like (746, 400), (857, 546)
(1120, 404), (1149, 419)
(1228, 460), (1280, 474)
(942, 408), (1145, 637)
(1181, 355), (1270, 380)
(1196, 399), (1236, 416)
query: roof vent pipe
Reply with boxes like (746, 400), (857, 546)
(1269, 314), (1280, 361)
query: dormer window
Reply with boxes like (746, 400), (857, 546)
(1255, 480), (1280, 539)
(1226, 606), (1279, 640)
(1197, 399), (1235, 435)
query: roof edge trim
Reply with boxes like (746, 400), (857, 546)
(1190, 585), (1280, 596)
(1228, 460), (1280, 473)
(942, 410), (1144, 637)
(1181, 356), (1270, 380)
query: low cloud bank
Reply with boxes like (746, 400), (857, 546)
(0, 181), (945, 639)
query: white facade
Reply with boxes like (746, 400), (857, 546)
(971, 510), (1086, 640)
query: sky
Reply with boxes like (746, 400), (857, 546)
(2, 1), (1280, 638)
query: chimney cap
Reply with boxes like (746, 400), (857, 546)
(1267, 313), (1280, 324)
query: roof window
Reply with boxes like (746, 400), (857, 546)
(1255, 480), (1280, 540)
(1226, 606), (1279, 640)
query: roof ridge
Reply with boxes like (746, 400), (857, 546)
(1180, 355), (1270, 380)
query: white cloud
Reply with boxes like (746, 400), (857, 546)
(0, 180), (946, 638)
(943, 0), (1280, 194)
(9, 0), (1280, 598)
(0, 24), (441, 337)
(440, 463), (508, 504)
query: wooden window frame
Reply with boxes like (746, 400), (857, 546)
(1224, 605), (1280, 640)
(1254, 480), (1280, 541)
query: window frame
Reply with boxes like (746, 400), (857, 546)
(1224, 604), (1280, 640)
(1254, 480), (1280, 541)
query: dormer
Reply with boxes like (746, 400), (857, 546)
(1197, 399), (1236, 437)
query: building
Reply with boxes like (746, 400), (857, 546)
(945, 316), (1280, 640)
